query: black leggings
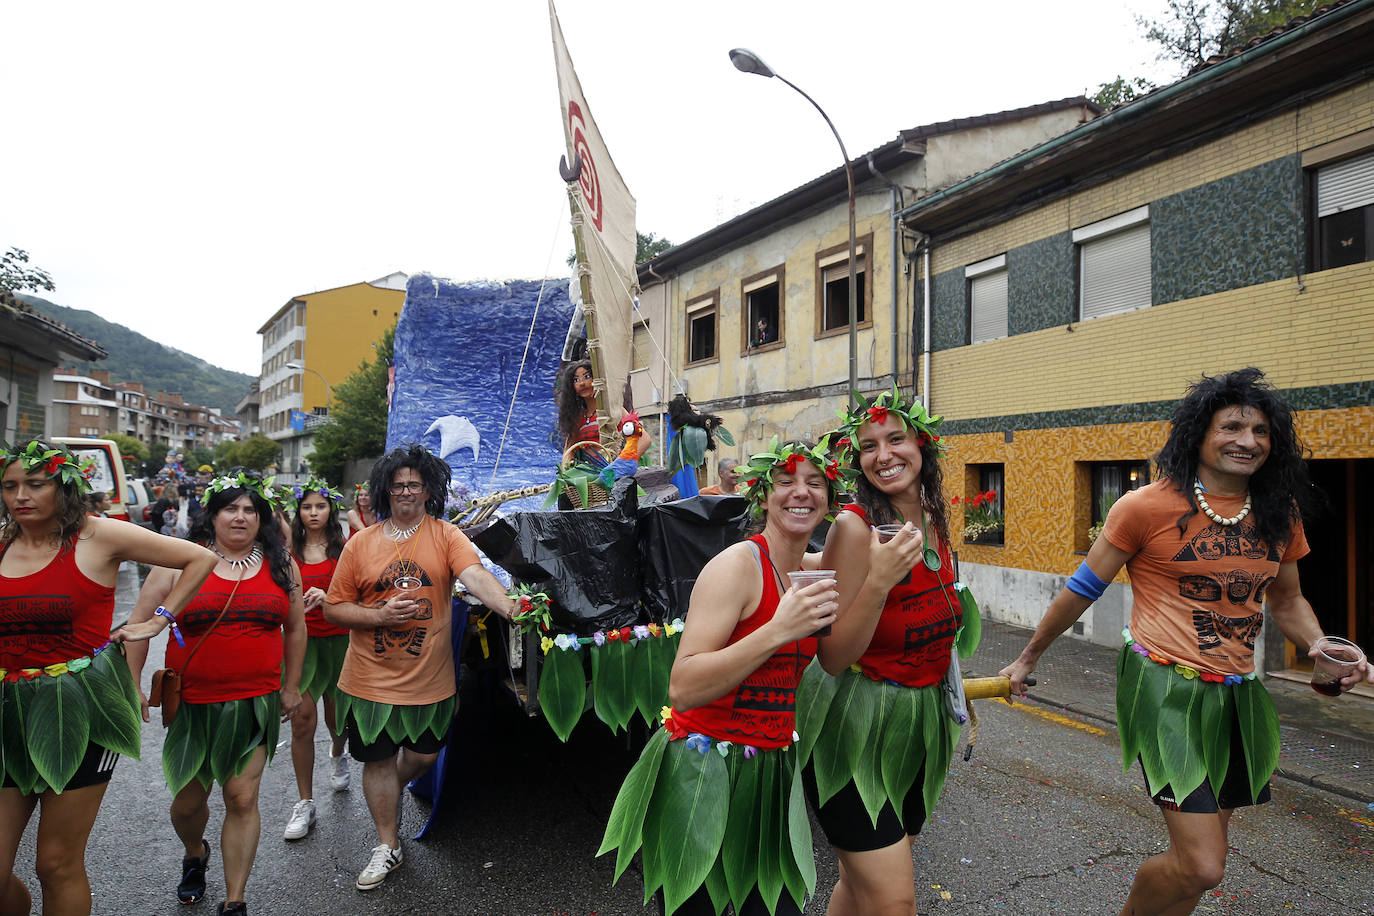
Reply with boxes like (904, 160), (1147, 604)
(659, 885), (804, 916)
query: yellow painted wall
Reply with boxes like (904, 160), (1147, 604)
(298, 284), (404, 412)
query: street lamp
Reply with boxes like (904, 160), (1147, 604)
(284, 361), (331, 411)
(729, 48), (859, 407)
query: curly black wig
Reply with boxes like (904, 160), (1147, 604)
(368, 443), (451, 520)
(291, 488), (347, 561)
(188, 470), (295, 594)
(556, 359), (595, 448)
(1155, 367), (1314, 549)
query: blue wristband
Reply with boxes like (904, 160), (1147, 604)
(1066, 561), (1109, 601)
(154, 606), (185, 647)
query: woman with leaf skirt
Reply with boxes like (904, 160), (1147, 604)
(1, 439), (216, 916)
(124, 471), (305, 916)
(281, 479), (351, 842)
(797, 389), (980, 916)
(601, 438), (846, 915)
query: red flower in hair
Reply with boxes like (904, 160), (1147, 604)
(825, 460), (840, 481)
(916, 432), (931, 448)
(866, 405), (889, 425)
(779, 454), (801, 474)
(835, 437), (851, 451)
(744, 478), (758, 489)
(44, 456), (65, 475)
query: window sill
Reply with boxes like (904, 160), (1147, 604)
(742, 341), (785, 356)
(815, 321), (874, 341)
(684, 356), (720, 368)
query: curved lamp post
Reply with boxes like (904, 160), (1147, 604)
(729, 48), (858, 407)
(285, 360), (331, 411)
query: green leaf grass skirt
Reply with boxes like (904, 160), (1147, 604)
(292, 634), (348, 705)
(162, 692), (280, 795)
(796, 660), (958, 830)
(1116, 644), (1279, 805)
(599, 728), (816, 916)
(334, 691), (456, 746)
(1, 645), (142, 795)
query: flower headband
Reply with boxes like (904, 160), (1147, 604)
(0, 440), (96, 494)
(834, 385), (944, 461)
(734, 435), (856, 517)
(201, 471), (282, 509)
(291, 476), (344, 507)
(355, 482), (370, 493)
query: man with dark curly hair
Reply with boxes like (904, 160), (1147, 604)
(1001, 367), (1371, 916)
(324, 444), (514, 892)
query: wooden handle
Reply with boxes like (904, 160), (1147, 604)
(962, 674), (1037, 700)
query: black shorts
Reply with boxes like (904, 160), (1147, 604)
(660, 885), (804, 916)
(345, 709), (450, 763)
(1, 741), (119, 793)
(1142, 714), (1271, 813)
(802, 760), (926, 852)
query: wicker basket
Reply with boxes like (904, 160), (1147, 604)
(561, 442), (615, 510)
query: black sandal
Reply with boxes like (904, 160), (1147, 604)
(178, 839), (211, 904)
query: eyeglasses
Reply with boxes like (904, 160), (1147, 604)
(388, 482), (426, 494)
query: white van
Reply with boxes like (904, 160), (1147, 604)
(52, 437), (133, 522)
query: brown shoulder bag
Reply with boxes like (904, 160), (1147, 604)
(148, 566), (245, 727)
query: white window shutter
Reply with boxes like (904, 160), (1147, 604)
(1080, 222), (1151, 320)
(970, 270), (1008, 343)
(1317, 150), (1374, 217)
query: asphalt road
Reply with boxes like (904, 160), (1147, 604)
(12, 573), (1373, 914)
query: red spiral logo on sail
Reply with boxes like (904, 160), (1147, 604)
(568, 101), (603, 232)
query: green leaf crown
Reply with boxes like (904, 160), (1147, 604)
(201, 470), (283, 510)
(734, 435), (857, 517)
(834, 385), (944, 463)
(0, 439), (96, 494)
(290, 476), (344, 508)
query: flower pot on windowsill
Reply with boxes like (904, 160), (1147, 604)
(962, 522), (1004, 546)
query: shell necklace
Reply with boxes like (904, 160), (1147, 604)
(212, 543), (263, 571)
(385, 516), (425, 541)
(1193, 480), (1251, 527)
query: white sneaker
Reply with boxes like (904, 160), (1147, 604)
(355, 843), (403, 891)
(329, 752), (351, 791)
(283, 798), (316, 841)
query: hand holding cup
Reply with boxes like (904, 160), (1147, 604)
(786, 570), (839, 637)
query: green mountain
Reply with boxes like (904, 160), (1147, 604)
(18, 294), (254, 414)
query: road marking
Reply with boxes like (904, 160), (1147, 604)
(1010, 701), (1108, 736)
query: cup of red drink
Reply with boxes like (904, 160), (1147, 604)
(874, 524), (904, 543)
(1310, 636), (1364, 696)
(787, 570), (838, 637)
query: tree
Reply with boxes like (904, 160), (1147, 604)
(1139, 0), (1328, 74)
(0, 248), (55, 293)
(565, 230), (674, 267)
(307, 325), (394, 486)
(1089, 75), (1156, 110)
(188, 446), (216, 471)
(230, 435), (281, 472)
(106, 433), (148, 475)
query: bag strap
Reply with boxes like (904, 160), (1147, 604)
(178, 562), (248, 676)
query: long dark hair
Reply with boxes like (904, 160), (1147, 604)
(556, 359), (593, 447)
(0, 439), (89, 546)
(188, 474), (295, 594)
(368, 443), (450, 520)
(291, 489), (346, 561)
(852, 432), (951, 549)
(1155, 367), (1314, 548)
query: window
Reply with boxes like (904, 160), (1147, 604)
(1314, 148), (1374, 270)
(631, 320), (651, 371)
(686, 291), (718, 366)
(966, 254), (1008, 344)
(741, 266), (784, 354)
(962, 463), (1005, 546)
(1090, 461), (1149, 534)
(815, 235), (873, 336)
(1075, 206), (1151, 320)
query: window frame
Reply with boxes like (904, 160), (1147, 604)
(966, 254), (1008, 344)
(1307, 139), (1374, 272)
(631, 319), (652, 372)
(962, 462), (1005, 547)
(1074, 206), (1152, 321)
(814, 233), (874, 339)
(740, 265), (786, 356)
(685, 289), (720, 368)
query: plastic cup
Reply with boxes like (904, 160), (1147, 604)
(1310, 636), (1364, 697)
(394, 575), (422, 601)
(874, 524), (903, 543)
(787, 570), (837, 637)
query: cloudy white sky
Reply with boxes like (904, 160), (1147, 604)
(5, 1), (1177, 376)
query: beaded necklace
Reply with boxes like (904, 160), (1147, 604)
(1192, 480), (1251, 527)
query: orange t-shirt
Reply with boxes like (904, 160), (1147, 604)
(326, 518), (481, 705)
(1103, 479), (1309, 676)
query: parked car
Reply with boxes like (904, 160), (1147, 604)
(53, 437), (133, 522)
(125, 478), (154, 528)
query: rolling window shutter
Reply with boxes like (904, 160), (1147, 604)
(969, 270), (1008, 343)
(1317, 150), (1374, 217)
(1080, 222), (1151, 320)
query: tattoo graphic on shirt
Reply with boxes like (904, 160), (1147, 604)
(0, 593), (76, 656)
(1171, 521), (1276, 657)
(369, 558), (435, 659)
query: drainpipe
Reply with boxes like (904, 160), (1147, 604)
(866, 154), (903, 389)
(922, 244), (932, 410)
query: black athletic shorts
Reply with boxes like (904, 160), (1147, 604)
(1142, 713), (1271, 813)
(660, 884), (804, 916)
(802, 759), (926, 852)
(344, 709), (449, 763)
(1, 741), (119, 792)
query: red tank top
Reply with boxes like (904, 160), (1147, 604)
(0, 538), (115, 668)
(294, 553), (348, 638)
(841, 504), (960, 687)
(575, 411), (599, 445)
(670, 535), (817, 749)
(167, 561), (288, 703)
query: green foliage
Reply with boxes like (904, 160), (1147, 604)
(1090, 75), (1156, 109)
(105, 433), (148, 475)
(1139, 0), (1328, 74)
(306, 325), (394, 486)
(0, 248), (55, 293)
(188, 446), (215, 470)
(566, 230), (674, 267)
(222, 434), (280, 472)
(18, 294), (254, 414)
